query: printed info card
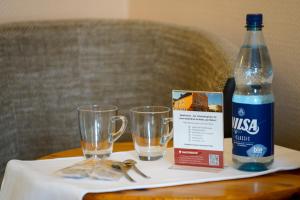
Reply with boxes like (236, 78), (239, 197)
(172, 90), (224, 168)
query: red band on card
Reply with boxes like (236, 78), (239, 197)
(174, 148), (224, 168)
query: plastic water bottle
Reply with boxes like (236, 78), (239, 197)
(232, 14), (274, 171)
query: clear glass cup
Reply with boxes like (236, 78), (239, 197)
(130, 106), (173, 161)
(77, 105), (127, 159)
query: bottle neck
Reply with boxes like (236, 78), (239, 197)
(242, 29), (266, 47)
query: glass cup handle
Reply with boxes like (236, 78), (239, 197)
(110, 116), (128, 142)
(161, 117), (173, 145)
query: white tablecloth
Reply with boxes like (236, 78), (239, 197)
(1, 139), (300, 200)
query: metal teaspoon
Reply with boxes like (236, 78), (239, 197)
(111, 162), (136, 182)
(123, 159), (151, 179)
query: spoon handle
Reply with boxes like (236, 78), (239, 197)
(123, 170), (136, 182)
(132, 165), (151, 179)
(112, 163), (136, 182)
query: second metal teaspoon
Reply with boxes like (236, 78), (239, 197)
(123, 159), (151, 179)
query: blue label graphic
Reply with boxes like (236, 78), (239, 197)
(232, 102), (274, 157)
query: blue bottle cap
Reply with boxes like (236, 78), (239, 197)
(246, 14), (263, 29)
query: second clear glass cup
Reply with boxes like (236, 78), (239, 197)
(130, 106), (173, 161)
(78, 105), (127, 159)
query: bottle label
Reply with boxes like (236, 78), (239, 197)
(232, 102), (274, 157)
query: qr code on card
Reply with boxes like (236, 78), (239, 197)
(209, 154), (219, 166)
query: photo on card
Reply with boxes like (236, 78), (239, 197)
(172, 91), (223, 112)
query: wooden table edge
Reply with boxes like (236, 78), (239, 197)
(39, 142), (300, 200)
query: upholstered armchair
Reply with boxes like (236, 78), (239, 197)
(0, 20), (236, 176)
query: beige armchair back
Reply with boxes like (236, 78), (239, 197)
(0, 20), (235, 176)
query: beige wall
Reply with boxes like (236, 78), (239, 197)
(0, 0), (128, 23)
(0, 0), (299, 149)
(129, 0), (300, 149)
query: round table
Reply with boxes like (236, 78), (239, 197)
(40, 143), (300, 200)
